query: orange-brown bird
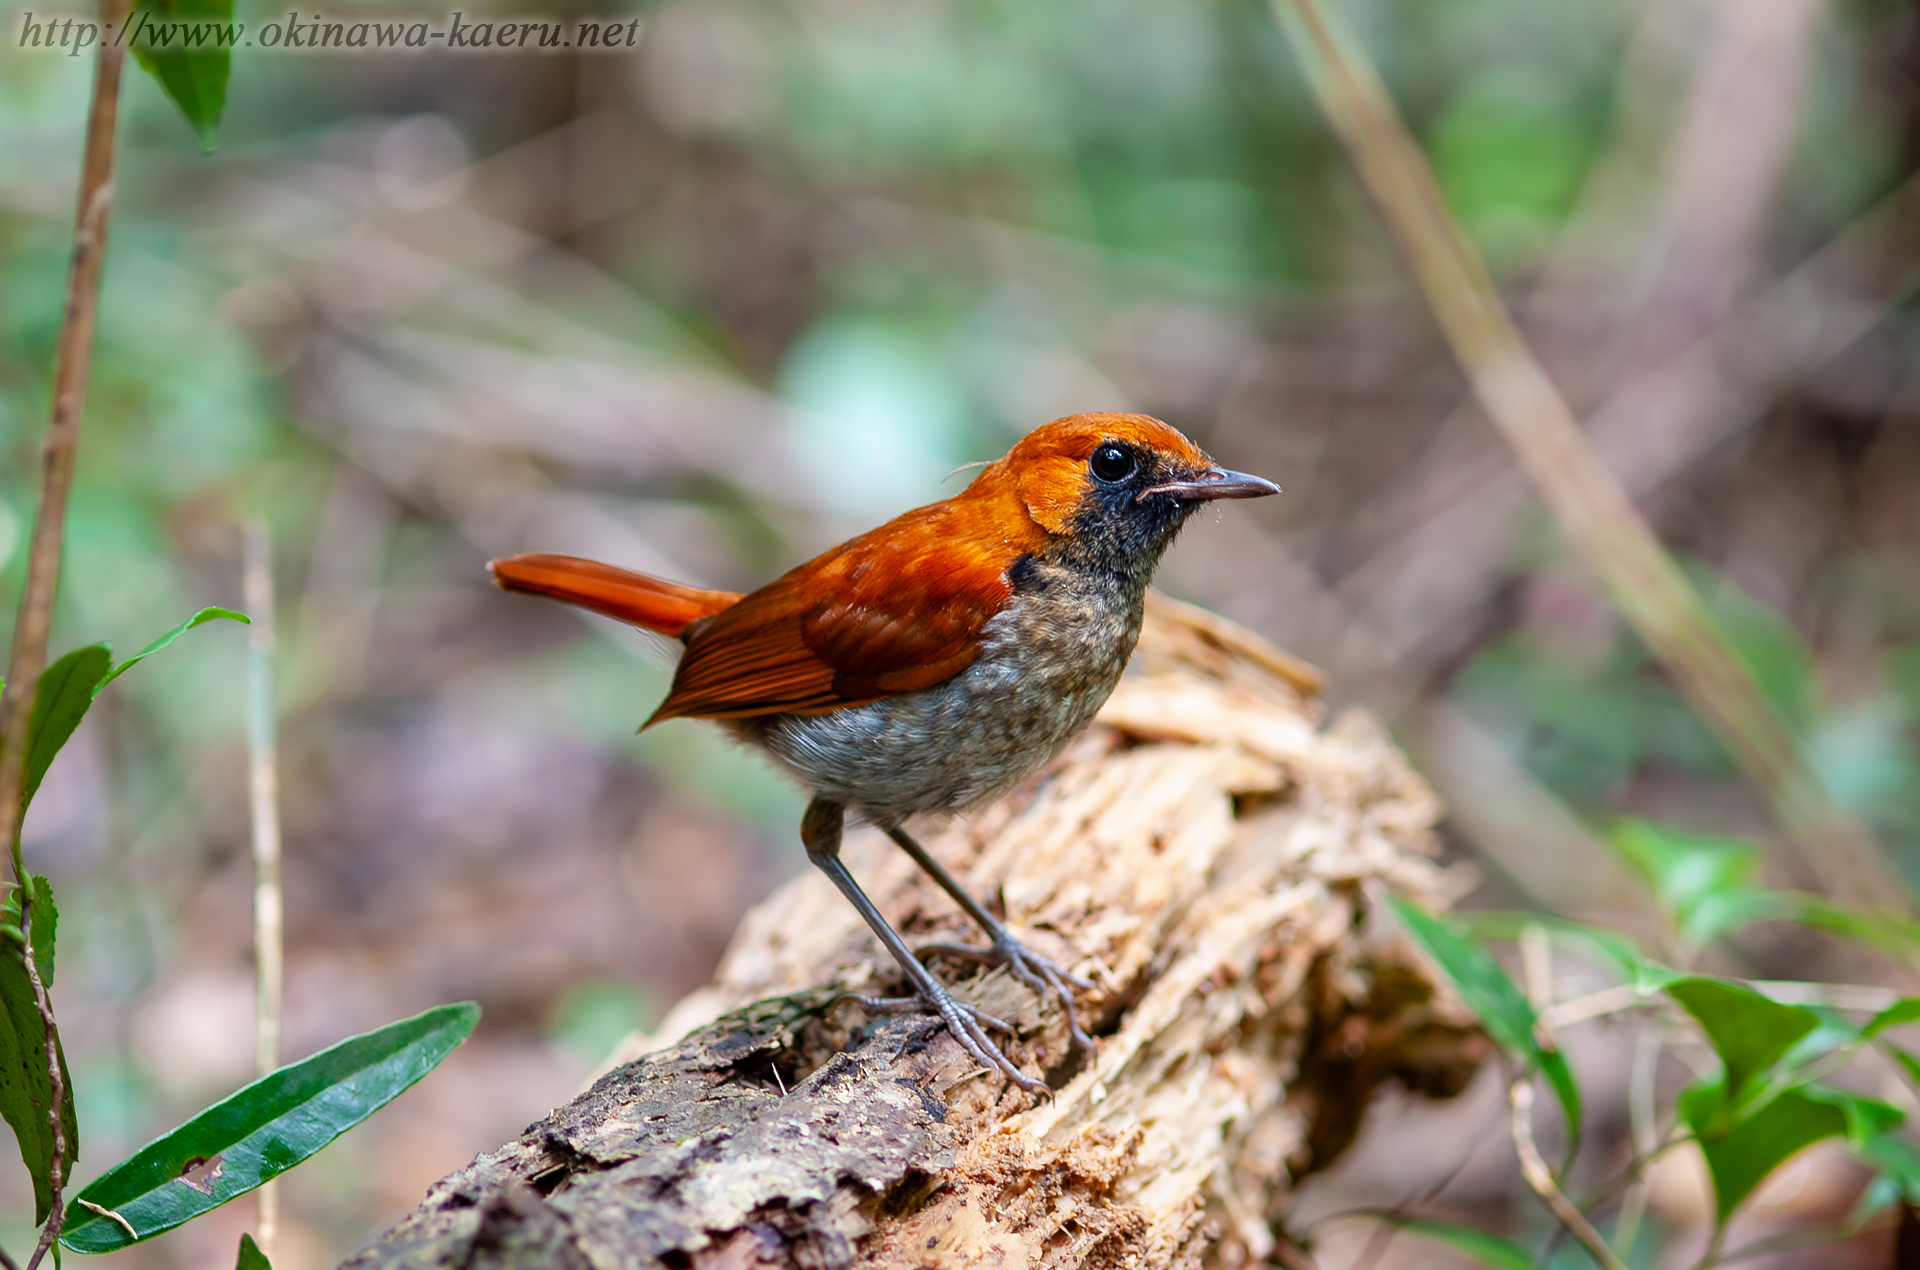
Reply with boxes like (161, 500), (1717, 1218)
(490, 412), (1277, 1090)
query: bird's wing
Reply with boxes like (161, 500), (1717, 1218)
(648, 505), (1019, 723)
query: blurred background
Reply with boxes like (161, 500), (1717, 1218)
(4, 0), (1920, 1263)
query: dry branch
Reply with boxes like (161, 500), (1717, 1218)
(1268, 0), (1904, 914)
(343, 595), (1486, 1270)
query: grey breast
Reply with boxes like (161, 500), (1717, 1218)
(747, 567), (1146, 823)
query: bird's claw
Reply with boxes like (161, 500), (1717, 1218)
(917, 934), (1095, 1052)
(830, 991), (1016, 1036)
(835, 984), (1045, 1094)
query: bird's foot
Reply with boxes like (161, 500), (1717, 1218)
(917, 933), (1095, 1052)
(832, 985), (1046, 1094)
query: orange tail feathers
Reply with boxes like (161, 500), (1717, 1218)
(488, 553), (741, 638)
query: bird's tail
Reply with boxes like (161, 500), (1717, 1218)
(488, 553), (742, 638)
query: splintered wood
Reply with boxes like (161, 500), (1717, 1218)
(344, 593), (1486, 1270)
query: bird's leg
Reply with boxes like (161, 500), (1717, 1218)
(801, 798), (1044, 1093)
(883, 824), (1095, 1052)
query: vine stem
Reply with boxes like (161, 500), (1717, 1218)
(1508, 1077), (1629, 1270)
(0, 0), (131, 1263)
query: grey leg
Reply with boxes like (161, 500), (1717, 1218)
(883, 823), (1095, 1051)
(801, 799), (1043, 1093)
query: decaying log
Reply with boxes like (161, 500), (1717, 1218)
(343, 593), (1489, 1270)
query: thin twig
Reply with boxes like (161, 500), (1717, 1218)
(243, 522), (284, 1261)
(1612, 1017), (1666, 1251)
(0, 0), (131, 1263)
(1538, 984), (1646, 1030)
(1267, 0), (1906, 915)
(1508, 1078), (1629, 1270)
(1575, 1131), (1694, 1212)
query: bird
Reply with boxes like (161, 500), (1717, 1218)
(489, 411), (1278, 1091)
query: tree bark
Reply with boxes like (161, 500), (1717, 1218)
(342, 592), (1488, 1270)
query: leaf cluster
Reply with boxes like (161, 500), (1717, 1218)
(1371, 818), (1920, 1269)
(1, 611), (479, 1268)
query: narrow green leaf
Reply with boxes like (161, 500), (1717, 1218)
(1887, 1045), (1920, 1087)
(236, 1233), (271, 1270)
(23, 645), (111, 812)
(1395, 1217), (1535, 1270)
(5, 877), (60, 991)
(129, 0), (236, 149)
(1451, 912), (1645, 983)
(29, 876), (53, 992)
(0, 916), (78, 1225)
(1858, 999), (1920, 1037)
(1784, 899), (1920, 962)
(1608, 820), (1764, 946)
(61, 1002), (479, 1253)
(1679, 1081), (1846, 1222)
(1665, 978), (1819, 1106)
(1390, 897), (1580, 1135)
(97, 607), (249, 694)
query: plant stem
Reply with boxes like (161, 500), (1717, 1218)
(1508, 1077), (1629, 1270)
(1268, 0), (1906, 914)
(1612, 1017), (1666, 1252)
(244, 521), (284, 1260)
(0, 0), (130, 1262)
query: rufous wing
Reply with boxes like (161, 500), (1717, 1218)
(648, 503), (1020, 723)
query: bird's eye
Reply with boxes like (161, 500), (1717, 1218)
(1090, 445), (1136, 483)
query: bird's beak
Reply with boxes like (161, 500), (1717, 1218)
(1139, 467), (1280, 502)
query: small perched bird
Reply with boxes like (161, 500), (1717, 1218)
(491, 412), (1277, 1090)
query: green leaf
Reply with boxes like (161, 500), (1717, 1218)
(1665, 978), (1819, 1108)
(236, 1233), (271, 1270)
(1681, 889), (1801, 946)
(1866, 999), (1920, 1039)
(2, 876), (59, 990)
(1858, 1132), (1920, 1206)
(23, 645), (111, 812)
(22, 613), (248, 816)
(1782, 898), (1920, 962)
(1608, 820), (1764, 946)
(129, 0), (236, 149)
(1887, 1046), (1920, 1089)
(1450, 912), (1645, 983)
(61, 1002), (479, 1253)
(1390, 897), (1580, 1136)
(0, 892), (78, 1225)
(97, 607), (249, 694)
(1395, 1216), (1535, 1270)
(1679, 1081), (1846, 1222)
(1800, 1084), (1903, 1148)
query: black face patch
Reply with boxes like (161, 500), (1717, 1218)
(1056, 445), (1202, 575)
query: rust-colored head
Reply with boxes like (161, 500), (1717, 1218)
(967, 411), (1277, 542)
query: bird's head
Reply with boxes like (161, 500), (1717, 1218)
(977, 412), (1278, 570)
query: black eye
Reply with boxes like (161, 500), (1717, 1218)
(1090, 444), (1136, 483)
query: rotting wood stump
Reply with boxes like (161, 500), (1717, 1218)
(342, 593), (1489, 1269)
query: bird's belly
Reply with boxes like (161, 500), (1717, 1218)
(743, 595), (1138, 822)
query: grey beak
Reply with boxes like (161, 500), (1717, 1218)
(1139, 467), (1280, 502)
